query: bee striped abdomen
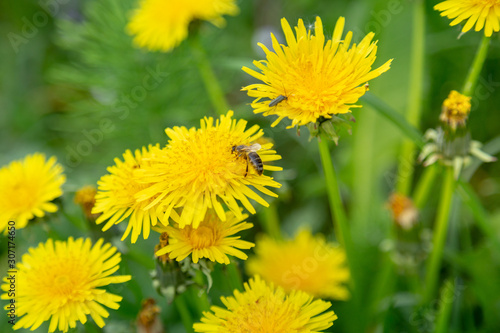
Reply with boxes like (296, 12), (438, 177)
(248, 152), (263, 175)
(231, 143), (263, 177)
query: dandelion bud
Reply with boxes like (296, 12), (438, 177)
(137, 298), (163, 333)
(439, 90), (471, 131)
(154, 232), (171, 265)
(387, 193), (419, 230)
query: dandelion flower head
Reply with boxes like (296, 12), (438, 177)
(92, 144), (165, 243)
(135, 111), (282, 229)
(0, 153), (65, 232)
(242, 16), (392, 128)
(127, 0), (239, 52)
(246, 229), (350, 300)
(155, 210), (254, 264)
(434, 0), (500, 37)
(193, 275), (337, 332)
(1, 237), (131, 332)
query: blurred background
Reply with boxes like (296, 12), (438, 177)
(1, 0), (500, 332)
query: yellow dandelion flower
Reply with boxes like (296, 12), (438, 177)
(246, 230), (350, 300)
(440, 90), (471, 130)
(135, 111), (282, 229)
(155, 210), (254, 264)
(0, 153), (65, 232)
(74, 185), (100, 220)
(242, 16), (392, 128)
(434, 0), (500, 37)
(194, 275), (337, 332)
(127, 0), (239, 52)
(1, 237), (131, 332)
(92, 144), (166, 243)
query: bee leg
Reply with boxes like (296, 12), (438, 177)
(245, 159), (249, 177)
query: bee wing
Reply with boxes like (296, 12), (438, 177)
(248, 143), (261, 152)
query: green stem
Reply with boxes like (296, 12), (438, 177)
(316, 138), (361, 328)
(258, 202), (282, 240)
(462, 35), (491, 96)
(434, 278), (455, 333)
(368, 254), (396, 318)
(412, 164), (438, 209)
(174, 293), (195, 333)
(424, 166), (455, 303)
(458, 182), (500, 251)
(187, 286), (210, 318)
(362, 93), (424, 147)
(189, 34), (229, 115)
(226, 261), (243, 291)
(317, 136), (354, 266)
(397, 0), (425, 195)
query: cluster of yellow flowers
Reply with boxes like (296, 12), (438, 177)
(2, 0), (498, 331)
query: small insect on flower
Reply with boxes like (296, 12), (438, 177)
(232, 143), (263, 176)
(269, 94), (288, 107)
(268, 83), (289, 107)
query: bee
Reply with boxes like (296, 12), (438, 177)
(232, 143), (263, 177)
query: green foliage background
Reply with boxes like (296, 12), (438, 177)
(1, 0), (500, 332)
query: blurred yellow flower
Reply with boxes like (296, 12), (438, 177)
(0, 153), (65, 232)
(127, 0), (239, 52)
(440, 90), (471, 130)
(74, 185), (99, 220)
(193, 275), (337, 332)
(1, 237), (131, 332)
(135, 111), (282, 229)
(93, 144), (166, 243)
(247, 230), (350, 300)
(434, 0), (500, 37)
(242, 16), (392, 128)
(155, 210), (254, 264)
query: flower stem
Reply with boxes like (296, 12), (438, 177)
(174, 293), (195, 333)
(226, 261), (243, 291)
(412, 164), (438, 209)
(362, 93), (424, 147)
(434, 278), (455, 333)
(458, 182), (500, 252)
(317, 136), (353, 264)
(462, 35), (491, 96)
(189, 34), (229, 115)
(187, 285), (210, 318)
(424, 166), (455, 303)
(396, 0), (425, 195)
(258, 202), (282, 240)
